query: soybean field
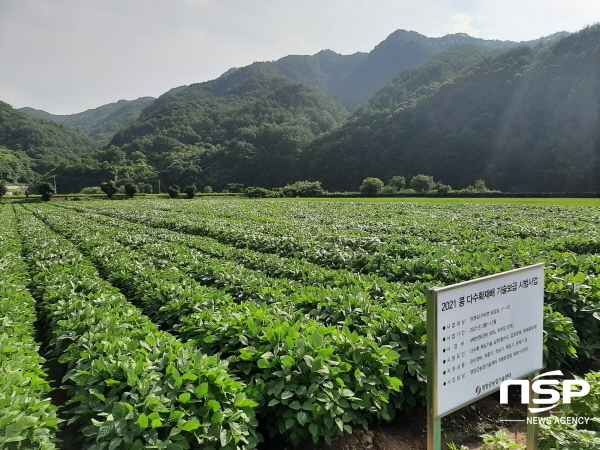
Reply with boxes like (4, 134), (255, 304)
(2, 199), (600, 449)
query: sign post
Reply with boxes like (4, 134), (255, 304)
(427, 263), (544, 449)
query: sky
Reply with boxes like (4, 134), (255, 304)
(1, 0), (599, 115)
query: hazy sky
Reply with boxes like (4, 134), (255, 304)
(1, 0), (598, 114)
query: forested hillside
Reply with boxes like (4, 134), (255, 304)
(213, 30), (568, 110)
(303, 25), (600, 192)
(19, 97), (155, 144)
(0, 101), (97, 182)
(108, 73), (348, 190)
(6, 27), (599, 195)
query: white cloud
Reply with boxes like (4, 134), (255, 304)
(439, 13), (482, 37)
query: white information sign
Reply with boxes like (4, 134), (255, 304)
(428, 263), (544, 419)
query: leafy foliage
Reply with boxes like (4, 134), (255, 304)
(36, 181), (56, 201)
(0, 101), (97, 176)
(14, 206), (260, 449)
(184, 184), (197, 198)
(168, 185), (180, 198)
(124, 182), (137, 198)
(410, 174), (434, 193)
(359, 178), (384, 194)
(0, 206), (60, 449)
(100, 180), (118, 199)
(304, 26), (600, 192)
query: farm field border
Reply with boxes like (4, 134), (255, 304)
(264, 197), (600, 207)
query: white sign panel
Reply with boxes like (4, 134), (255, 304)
(429, 263), (544, 418)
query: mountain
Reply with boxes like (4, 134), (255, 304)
(0, 101), (98, 178)
(6, 27), (589, 194)
(109, 73), (348, 189)
(19, 97), (155, 143)
(212, 30), (569, 109)
(303, 25), (600, 192)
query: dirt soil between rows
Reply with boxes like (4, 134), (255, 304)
(264, 356), (600, 450)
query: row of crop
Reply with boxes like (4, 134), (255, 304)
(59, 201), (540, 285)
(29, 204), (428, 443)
(97, 201), (600, 350)
(0, 205), (60, 449)
(52, 202), (412, 294)
(36, 204), (585, 410)
(14, 206), (259, 450)
(56, 202), (600, 350)
(60, 200), (600, 364)
(40, 205), (426, 318)
(67, 199), (600, 254)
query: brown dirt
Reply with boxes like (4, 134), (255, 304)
(265, 391), (529, 450)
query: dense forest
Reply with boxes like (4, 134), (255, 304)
(0, 101), (98, 183)
(18, 97), (155, 144)
(6, 27), (600, 194)
(303, 26), (600, 192)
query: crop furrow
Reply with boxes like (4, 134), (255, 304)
(0, 205), (60, 449)
(14, 206), (260, 450)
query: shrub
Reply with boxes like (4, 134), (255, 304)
(168, 185), (180, 198)
(473, 179), (489, 192)
(388, 176), (406, 190)
(136, 182), (153, 194)
(282, 181), (325, 197)
(203, 186), (213, 193)
(359, 178), (384, 194)
(36, 182), (56, 201)
(227, 183), (245, 193)
(410, 174), (434, 193)
(245, 187), (278, 198)
(0, 180), (7, 199)
(184, 184), (197, 198)
(124, 182), (137, 198)
(436, 183), (452, 194)
(80, 186), (103, 194)
(100, 181), (118, 199)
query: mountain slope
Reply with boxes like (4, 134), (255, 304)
(19, 97), (155, 143)
(110, 73), (348, 189)
(0, 101), (98, 176)
(214, 30), (569, 109)
(303, 26), (600, 192)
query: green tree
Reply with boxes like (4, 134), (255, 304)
(436, 183), (452, 194)
(36, 181), (56, 201)
(359, 177), (384, 194)
(168, 185), (180, 198)
(100, 180), (118, 199)
(184, 184), (197, 198)
(410, 174), (434, 193)
(203, 186), (213, 193)
(136, 182), (153, 194)
(0, 180), (7, 199)
(282, 181), (325, 197)
(388, 176), (406, 190)
(124, 182), (137, 198)
(226, 183), (244, 193)
(473, 179), (489, 192)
